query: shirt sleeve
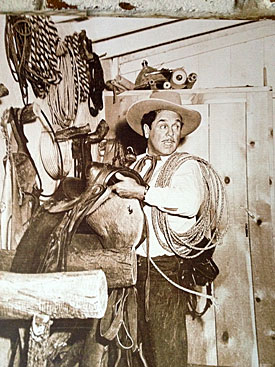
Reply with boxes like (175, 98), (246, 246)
(144, 160), (204, 217)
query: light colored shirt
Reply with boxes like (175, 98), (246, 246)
(133, 152), (205, 257)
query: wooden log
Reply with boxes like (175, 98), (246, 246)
(0, 270), (108, 320)
(27, 314), (51, 367)
(1, 238), (137, 287)
(67, 246), (137, 288)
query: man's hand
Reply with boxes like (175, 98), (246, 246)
(111, 172), (146, 200)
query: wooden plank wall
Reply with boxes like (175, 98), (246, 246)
(114, 21), (275, 91)
(209, 102), (258, 367)
(246, 90), (275, 366)
(178, 104), (219, 367)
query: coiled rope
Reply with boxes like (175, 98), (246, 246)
(152, 152), (229, 259)
(5, 16), (32, 104)
(47, 42), (76, 128)
(5, 15), (61, 103)
(5, 15), (105, 126)
(27, 15), (62, 98)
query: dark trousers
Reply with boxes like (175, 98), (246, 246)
(133, 255), (188, 367)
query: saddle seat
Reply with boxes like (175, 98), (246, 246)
(61, 162), (145, 200)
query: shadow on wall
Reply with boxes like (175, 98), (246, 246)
(116, 120), (147, 155)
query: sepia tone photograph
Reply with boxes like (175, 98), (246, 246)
(0, 12), (274, 367)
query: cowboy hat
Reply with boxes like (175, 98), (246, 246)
(126, 90), (201, 138)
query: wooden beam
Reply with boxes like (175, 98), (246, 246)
(67, 247), (137, 288)
(0, 270), (108, 320)
(0, 244), (137, 288)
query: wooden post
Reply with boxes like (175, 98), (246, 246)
(0, 269), (108, 367)
(27, 314), (52, 367)
(0, 270), (108, 320)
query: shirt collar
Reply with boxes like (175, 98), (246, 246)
(143, 149), (173, 163)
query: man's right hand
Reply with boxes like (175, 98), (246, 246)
(111, 172), (146, 200)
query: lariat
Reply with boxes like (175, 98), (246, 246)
(152, 152), (229, 259)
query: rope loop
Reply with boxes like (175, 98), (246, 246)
(13, 18), (32, 36)
(152, 152), (229, 259)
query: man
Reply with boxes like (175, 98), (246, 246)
(112, 90), (204, 367)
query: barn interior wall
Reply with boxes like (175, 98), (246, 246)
(0, 15), (274, 367)
(113, 20), (275, 89)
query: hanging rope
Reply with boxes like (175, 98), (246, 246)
(5, 16), (32, 105)
(5, 15), (62, 103)
(63, 32), (90, 118)
(87, 51), (105, 117)
(47, 42), (76, 128)
(151, 152), (229, 259)
(27, 15), (62, 98)
(38, 109), (73, 182)
(5, 15), (105, 125)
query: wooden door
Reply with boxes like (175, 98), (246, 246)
(179, 95), (256, 367)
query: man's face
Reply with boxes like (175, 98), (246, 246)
(144, 110), (182, 156)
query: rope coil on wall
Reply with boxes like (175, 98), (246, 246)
(5, 15), (105, 128)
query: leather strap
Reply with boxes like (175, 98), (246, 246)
(100, 289), (127, 341)
(144, 215), (151, 322)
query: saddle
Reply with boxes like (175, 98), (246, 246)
(32, 162), (145, 273)
(48, 161), (145, 212)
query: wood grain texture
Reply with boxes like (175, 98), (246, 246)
(246, 90), (275, 366)
(67, 247), (137, 288)
(0, 270), (108, 320)
(230, 39), (264, 88)
(184, 102), (217, 366)
(209, 102), (258, 366)
(119, 21), (275, 76)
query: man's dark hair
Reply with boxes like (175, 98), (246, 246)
(141, 110), (158, 136)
